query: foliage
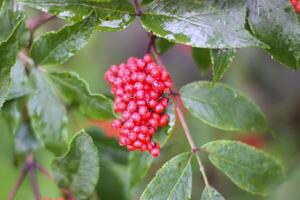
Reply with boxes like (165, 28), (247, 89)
(1, 0), (299, 199)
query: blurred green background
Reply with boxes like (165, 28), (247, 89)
(1, 9), (300, 200)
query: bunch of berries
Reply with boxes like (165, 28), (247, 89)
(291, 0), (300, 13)
(105, 54), (172, 157)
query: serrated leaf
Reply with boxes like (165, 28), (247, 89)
(201, 186), (225, 200)
(27, 69), (68, 155)
(30, 12), (97, 65)
(155, 37), (175, 54)
(48, 71), (114, 119)
(86, 127), (128, 165)
(202, 140), (283, 195)
(7, 59), (32, 100)
(0, 0), (30, 47)
(129, 103), (175, 189)
(0, 18), (24, 109)
(211, 49), (236, 83)
(192, 48), (211, 74)
(19, 0), (136, 31)
(140, 152), (192, 200)
(180, 81), (267, 132)
(15, 121), (40, 155)
(141, 0), (262, 48)
(52, 131), (99, 200)
(248, 0), (300, 70)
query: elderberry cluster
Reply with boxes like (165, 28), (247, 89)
(291, 0), (300, 13)
(105, 54), (173, 157)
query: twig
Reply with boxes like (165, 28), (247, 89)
(27, 12), (55, 33)
(36, 163), (54, 180)
(175, 102), (210, 187)
(134, 0), (142, 16)
(29, 169), (41, 200)
(7, 165), (28, 200)
(147, 33), (210, 188)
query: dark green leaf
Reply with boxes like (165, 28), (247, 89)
(155, 37), (175, 54)
(27, 69), (68, 155)
(211, 49), (236, 83)
(0, 0), (30, 47)
(7, 59), (32, 100)
(248, 0), (300, 70)
(30, 12), (97, 65)
(0, 18), (24, 109)
(192, 48), (211, 74)
(202, 140), (283, 195)
(86, 127), (128, 165)
(48, 71), (114, 119)
(20, 0), (136, 31)
(141, 0), (262, 48)
(201, 186), (225, 200)
(52, 131), (99, 200)
(129, 103), (175, 189)
(180, 81), (267, 132)
(15, 121), (40, 154)
(97, 160), (126, 200)
(140, 152), (192, 200)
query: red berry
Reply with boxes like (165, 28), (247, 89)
(105, 54), (172, 157)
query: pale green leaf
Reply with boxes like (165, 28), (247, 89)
(27, 68), (68, 155)
(30, 12), (97, 65)
(202, 140), (283, 195)
(211, 49), (236, 83)
(180, 81), (267, 132)
(140, 152), (192, 200)
(52, 131), (99, 200)
(48, 71), (114, 119)
(201, 186), (225, 200)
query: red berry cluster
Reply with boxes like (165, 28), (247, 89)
(291, 0), (300, 13)
(105, 54), (173, 157)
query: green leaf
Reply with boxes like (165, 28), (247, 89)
(86, 127), (128, 165)
(201, 186), (225, 200)
(7, 59), (32, 100)
(202, 140), (283, 195)
(15, 121), (40, 155)
(248, 0), (300, 70)
(141, 0), (262, 48)
(155, 37), (175, 54)
(140, 152), (192, 200)
(96, 160), (126, 200)
(129, 103), (175, 189)
(192, 48), (211, 74)
(52, 131), (99, 200)
(19, 0), (136, 31)
(211, 49), (236, 83)
(27, 69), (68, 155)
(0, 18), (24, 109)
(30, 12), (97, 65)
(1, 100), (21, 135)
(180, 81), (267, 132)
(0, 0), (30, 47)
(48, 71), (114, 119)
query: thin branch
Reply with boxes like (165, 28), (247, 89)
(7, 165), (28, 200)
(175, 102), (210, 187)
(147, 33), (210, 188)
(133, 0), (142, 16)
(36, 163), (54, 180)
(27, 12), (55, 33)
(29, 169), (41, 200)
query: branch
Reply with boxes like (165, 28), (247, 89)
(29, 169), (41, 200)
(148, 34), (210, 188)
(7, 165), (28, 200)
(27, 12), (55, 33)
